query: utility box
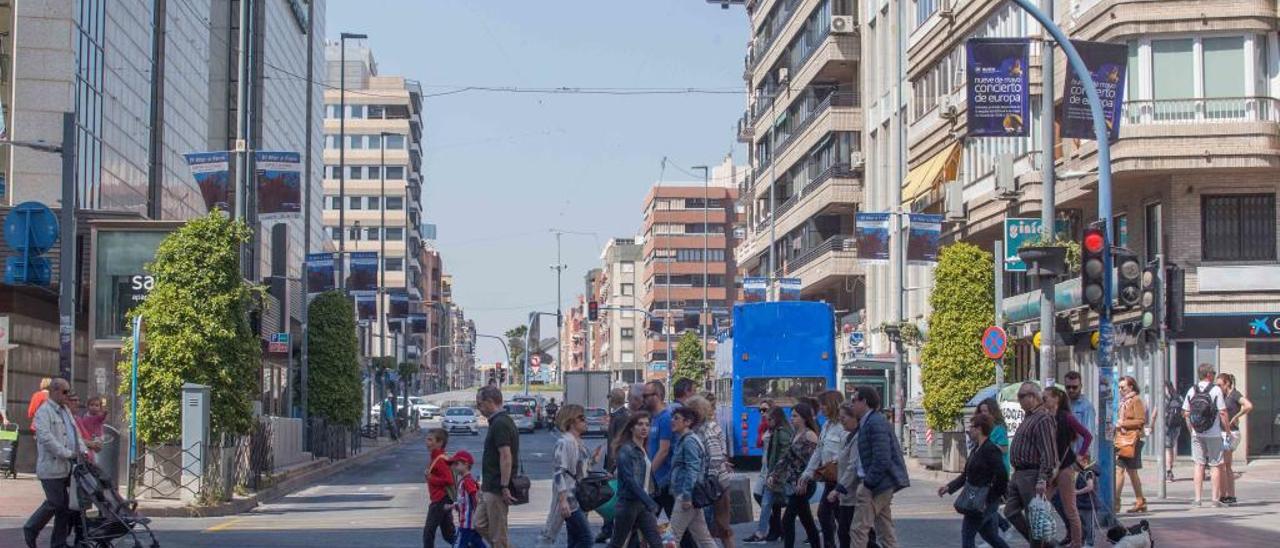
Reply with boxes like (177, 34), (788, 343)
(563, 371), (611, 409)
(181, 383), (210, 504)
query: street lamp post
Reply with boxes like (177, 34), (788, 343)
(692, 165), (710, 379)
(338, 32), (367, 292)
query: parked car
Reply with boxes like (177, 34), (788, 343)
(583, 407), (609, 437)
(510, 395), (547, 429)
(410, 397), (441, 420)
(505, 403), (536, 433)
(442, 407), (479, 435)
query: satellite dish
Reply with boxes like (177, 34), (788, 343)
(4, 201), (59, 254)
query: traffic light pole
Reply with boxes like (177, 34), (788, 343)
(1009, 0), (1118, 508)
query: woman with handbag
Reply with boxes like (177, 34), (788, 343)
(938, 413), (1011, 548)
(829, 403), (878, 548)
(768, 402), (823, 548)
(669, 407), (718, 548)
(686, 396), (734, 548)
(553, 404), (594, 548)
(745, 407), (792, 544)
(799, 391), (844, 548)
(608, 412), (665, 548)
(1114, 376), (1147, 513)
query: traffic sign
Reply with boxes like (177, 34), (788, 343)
(848, 332), (865, 347)
(268, 332), (290, 353)
(981, 325), (1008, 360)
(4, 202), (59, 254)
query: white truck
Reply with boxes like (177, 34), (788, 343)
(563, 370), (611, 411)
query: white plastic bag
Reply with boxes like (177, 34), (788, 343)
(1028, 495), (1058, 541)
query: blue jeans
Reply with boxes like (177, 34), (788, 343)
(565, 509), (593, 548)
(961, 501), (1011, 548)
(755, 489), (779, 535)
(455, 528), (486, 548)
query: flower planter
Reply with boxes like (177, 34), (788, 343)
(941, 431), (969, 473)
(1018, 245), (1068, 277)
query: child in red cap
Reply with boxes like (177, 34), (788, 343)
(446, 450), (486, 548)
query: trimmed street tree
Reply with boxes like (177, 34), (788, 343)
(672, 331), (707, 387)
(307, 291), (362, 425)
(118, 213), (260, 445)
(920, 242), (995, 432)
(505, 325), (528, 384)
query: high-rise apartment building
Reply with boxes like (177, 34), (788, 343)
(641, 159), (743, 381)
(736, 0), (865, 313)
(322, 40), (426, 369)
(597, 238), (646, 384)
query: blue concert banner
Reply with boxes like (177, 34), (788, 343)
(348, 252), (379, 293)
(907, 214), (944, 264)
(965, 38), (1030, 137)
(855, 213), (891, 264)
(184, 152), (232, 213)
(305, 253), (335, 294)
(778, 278), (801, 301)
(743, 277), (767, 303)
(254, 151), (302, 219)
(1062, 40), (1128, 141)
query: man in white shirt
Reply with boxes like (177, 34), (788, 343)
(24, 377), (98, 547)
(1182, 363), (1231, 507)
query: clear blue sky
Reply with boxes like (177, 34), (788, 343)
(327, 0), (747, 366)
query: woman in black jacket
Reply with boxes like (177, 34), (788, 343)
(938, 413), (1011, 548)
(608, 412), (664, 548)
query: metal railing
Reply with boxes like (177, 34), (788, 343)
(1121, 97), (1280, 126)
(757, 91), (857, 173)
(752, 161), (860, 233)
(747, 0), (805, 72)
(785, 234), (855, 274)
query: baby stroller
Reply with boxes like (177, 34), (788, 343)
(70, 458), (159, 547)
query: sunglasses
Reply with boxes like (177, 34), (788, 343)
(643, 393), (658, 398)
(1017, 392), (1035, 399)
(1065, 385), (1081, 391)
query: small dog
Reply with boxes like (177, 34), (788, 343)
(1108, 519), (1154, 548)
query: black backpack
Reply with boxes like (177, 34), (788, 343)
(1187, 384), (1218, 434)
(1164, 392), (1183, 429)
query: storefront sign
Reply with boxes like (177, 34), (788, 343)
(1177, 313), (1280, 339)
(1061, 40), (1128, 141)
(965, 38), (1030, 137)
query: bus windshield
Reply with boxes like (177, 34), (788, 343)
(741, 377), (828, 407)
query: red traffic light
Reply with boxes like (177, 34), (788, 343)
(1083, 231), (1105, 253)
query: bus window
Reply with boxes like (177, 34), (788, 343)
(741, 377), (827, 407)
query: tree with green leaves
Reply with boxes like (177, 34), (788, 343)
(505, 325), (528, 384)
(117, 213), (260, 444)
(920, 242), (996, 432)
(306, 291), (362, 425)
(672, 331), (707, 387)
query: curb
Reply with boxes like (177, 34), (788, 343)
(139, 431), (423, 518)
(906, 457), (960, 484)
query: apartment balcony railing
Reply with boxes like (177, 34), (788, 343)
(753, 162), (859, 232)
(1121, 97), (1280, 126)
(757, 91), (858, 174)
(747, 0), (805, 73)
(785, 234), (854, 274)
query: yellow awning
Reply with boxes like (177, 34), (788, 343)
(901, 142), (961, 206)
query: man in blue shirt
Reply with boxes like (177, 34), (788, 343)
(1064, 371), (1097, 459)
(647, 378), (697, 548)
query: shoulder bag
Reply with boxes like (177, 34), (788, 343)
(689, 435), (725, 508)
(509, 456), (531, 505)
(951, 447), (989, 516)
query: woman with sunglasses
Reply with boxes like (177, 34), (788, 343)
(608, 412), (664, 548)
(553, 404), (594, 548)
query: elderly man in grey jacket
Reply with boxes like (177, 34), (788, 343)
(24, 377), (97, 548)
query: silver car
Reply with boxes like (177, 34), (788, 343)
(504, 403), (535, 433)
(410, 397), (440, 419)
(442, 407), (479, 435)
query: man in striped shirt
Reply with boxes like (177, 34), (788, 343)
(1003, 382), (1058, 548)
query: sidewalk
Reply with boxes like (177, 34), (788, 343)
(0, 431), (421, 520)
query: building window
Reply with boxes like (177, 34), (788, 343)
(327, 196), (340, 209)
(386, 166), (405, 179)
(386, 196), (404, 210)
(367, 134), (381, 150)
(326, 105), (341, 118)
(385, 257), (404, 271)
(366, 227), (380, 240)
(330, 227), (341, 240)
(386, 134), (406, 149)
(1201, 194), (1276, 262)
(348, 135), (364, 149)
(349, 105), (364, 119)
(367, 105), (385, 119)
(621, 328), (635, 339)
(1145, 202), (1162, 263)
(621, 351), (635, 363)
(621, 283), (634, 296)
(348, 166), (363, 180)
(621, 261), (635, 273)
(386, 228), (404, 241)
(367, 196), (380, 210)
(914, 0), (937, 28)
(327, 165), (341, 178)
(1114, 214), (1128, 248)
(367, 166), (381, 180)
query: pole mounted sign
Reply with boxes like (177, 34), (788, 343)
(981, 325), (1008, 360)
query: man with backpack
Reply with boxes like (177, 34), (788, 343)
(1182, 363), (1231, 507)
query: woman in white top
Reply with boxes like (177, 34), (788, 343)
(798, 391), (845, 548)
(686, 396), (734, 548)
(553, 404), (596, 548)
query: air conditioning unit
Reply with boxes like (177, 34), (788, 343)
(939, 0), (956, 19)
(938, 94), (959, 119)
(849, 151), (865, 169)
(777, 67), (790, 84)
(831, 15), (855, 34)
(944, 180), (966, 221)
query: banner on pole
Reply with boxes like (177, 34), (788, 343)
(305, 253), (335, 294)
(965, 38), (1031, 137)
(778, 278), (802, 300)
(1062, 40), (1128, 140)
(253, 151), (302, 219)
(183, 152), (232, 213)
(855, 212), (891, 264)
(388, 291), (409, 319)
(743, 277), (767, 303)
(409, 313), (428, 334)
(348, 252), (379, 293)
(907, 213), (944, 264)
(354, 293), (376, 322)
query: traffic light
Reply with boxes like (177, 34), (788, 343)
(1166, 263), (1185, 333)
(1140, 262), (1161, 329)
(1081, 226), (1107, 312)
(588, 300), (599, 321)
(1115, 247), (1141, 309)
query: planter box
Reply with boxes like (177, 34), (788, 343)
(941, 431), (968, 473)
(1018, 246), (1068, 277)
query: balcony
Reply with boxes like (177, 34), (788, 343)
(1121, 97), (1278, 126)
(782, 234), (862, 288)
(757, 91), (860, 175)
(747, 0), (806, 73)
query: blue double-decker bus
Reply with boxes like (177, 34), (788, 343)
(712, 301), (836, 462)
